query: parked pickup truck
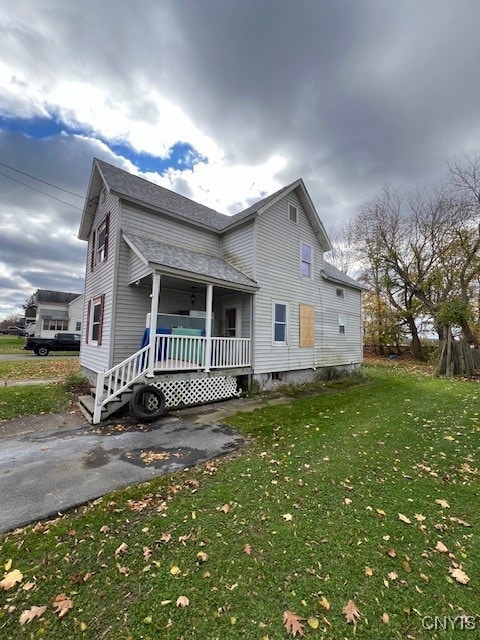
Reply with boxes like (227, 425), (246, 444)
(24, 333), (81, 356)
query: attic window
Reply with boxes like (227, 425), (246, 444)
(336, 287), (345, 299)
(288, 204), (298, 223)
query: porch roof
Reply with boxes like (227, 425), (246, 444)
(123, 232), (259, 292)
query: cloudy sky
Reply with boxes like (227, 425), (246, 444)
(1, 0), (479, 321)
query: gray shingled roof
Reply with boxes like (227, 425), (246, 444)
(321, 261), (364, 290)
(96, 159), (229, 231)
(35, 289), (82, 304)
(124, 232), (258, 291)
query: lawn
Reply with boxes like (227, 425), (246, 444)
(0, 363), (478, 639)
(0, 335), (26, 354)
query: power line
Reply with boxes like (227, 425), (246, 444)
(0, 160), (85, 198)
(0, 171), (83, 211)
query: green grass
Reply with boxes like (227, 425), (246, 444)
(0, 335), (26, 354)
(0, 383), (71, 420)
(0, 363), (479, 639)
(0, 358), (81, 382)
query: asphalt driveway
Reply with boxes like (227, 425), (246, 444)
(0, 412), (247, 534)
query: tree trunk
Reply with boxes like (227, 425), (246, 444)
(461, 321), (477, 347)
(406, 316), (424, 360)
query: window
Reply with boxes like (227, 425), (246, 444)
(87, 295), (105, 345)
(75, 321), (82, 332)
(301, 243), (312, 279)
(42, 319), (68, 332)
(339, 314), (346, 335)
(288, 204), (298, 223)
(273, 301), (289, 345)
(91, 213), (110, 269)
(336, 287), (345, 299)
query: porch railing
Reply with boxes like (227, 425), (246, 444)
(93, 344), (150, 423)
(154, 334), (251, 370)
(92, 336), (251, 423)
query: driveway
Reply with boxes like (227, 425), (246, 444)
(0, 411), (247, 534)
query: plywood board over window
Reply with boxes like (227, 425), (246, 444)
(299, 304), (315, 348)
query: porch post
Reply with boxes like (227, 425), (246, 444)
(204, 283), (213, 372)
(148, 272), (161, 376)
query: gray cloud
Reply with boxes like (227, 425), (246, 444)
(1, 0), (480, 318)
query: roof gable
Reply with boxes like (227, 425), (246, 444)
(78, 159), (332, 252)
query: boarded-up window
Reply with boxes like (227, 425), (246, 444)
(299, 304), (315, 348)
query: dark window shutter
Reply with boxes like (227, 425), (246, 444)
(104, 212), (110, 261)
(90, 230), (96, 271)
(86, 299), (91, 344)
(98, 294), (106, 346)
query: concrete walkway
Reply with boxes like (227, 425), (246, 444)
(0, 395), (289, 534)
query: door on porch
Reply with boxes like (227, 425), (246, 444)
(223, 303), (242, 338)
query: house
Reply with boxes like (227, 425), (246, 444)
(30, 289), (83, 338)
(77, 158), (363, 423)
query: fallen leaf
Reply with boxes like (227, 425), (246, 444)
(220, 504), (230, 514)
(388, 571), (398, 581)
(244, 543), (252, 555)
(386, 547), (397, 558)
(435, 541), (449, 554)
(4, 559), (12, 572)
(115, 542), (128, 556)
(414, 513), (426, 521)
(376, 508), (386, 517)
(159, 532), (172, 543)
(19, 605), (47, 625)
(176, 595), (189, 607)
(196, 551), (209, 562)
(307, 616), (319, 629)
(319, 596), (330, 610)
(435, 499), (450, 509)
(283, 610), (305, 637)
(364, 566), (374, 576)
(448, 567), (470, 585)
(52, 594), (73, 618)
(398, 513), (411, 524)
(381, 612), (390, 624)
(0, 569), (23, 590)
(344, 497), (352, 505)
(282, 513), (293, 521)
(343, 599), (361, 625)
(22, 581), (36, 591)
(450, 516), (470, 527)
(170, 565), (181, 576)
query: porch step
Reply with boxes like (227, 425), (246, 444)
(78, 387), (136, 424)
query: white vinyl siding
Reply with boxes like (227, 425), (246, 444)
(320, 283), (363, 365)
(122, 203), (220, 255)
(80, 190), (118, 373)
(253, 192), (322, 373)
(222, 222), (255, 279)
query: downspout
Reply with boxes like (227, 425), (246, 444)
(204, 283), (213, 372)
(148, 272), (160, 376)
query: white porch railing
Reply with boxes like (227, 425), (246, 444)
(153, 334), (251, 370)
(93, 345), (150, 423)
(93, 336), (250, 423)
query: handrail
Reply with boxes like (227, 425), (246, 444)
(93, 345), (150, 423)
(92, 336), (251, 423)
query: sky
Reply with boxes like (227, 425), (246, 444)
(1, 0), (480, 321)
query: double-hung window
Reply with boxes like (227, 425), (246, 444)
(301, 243), (312, 279)
(87, 295), (105, 345)
(273, 301), (289, 345)
(339, 314), (346, 335)
(91, 213), (110, 270)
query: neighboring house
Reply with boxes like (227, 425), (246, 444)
(32, 290), (83, 338)
(77, 158), (363, 423)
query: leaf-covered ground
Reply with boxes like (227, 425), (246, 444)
(0, 358), (81, 382)
(0, 363), (479, 639)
